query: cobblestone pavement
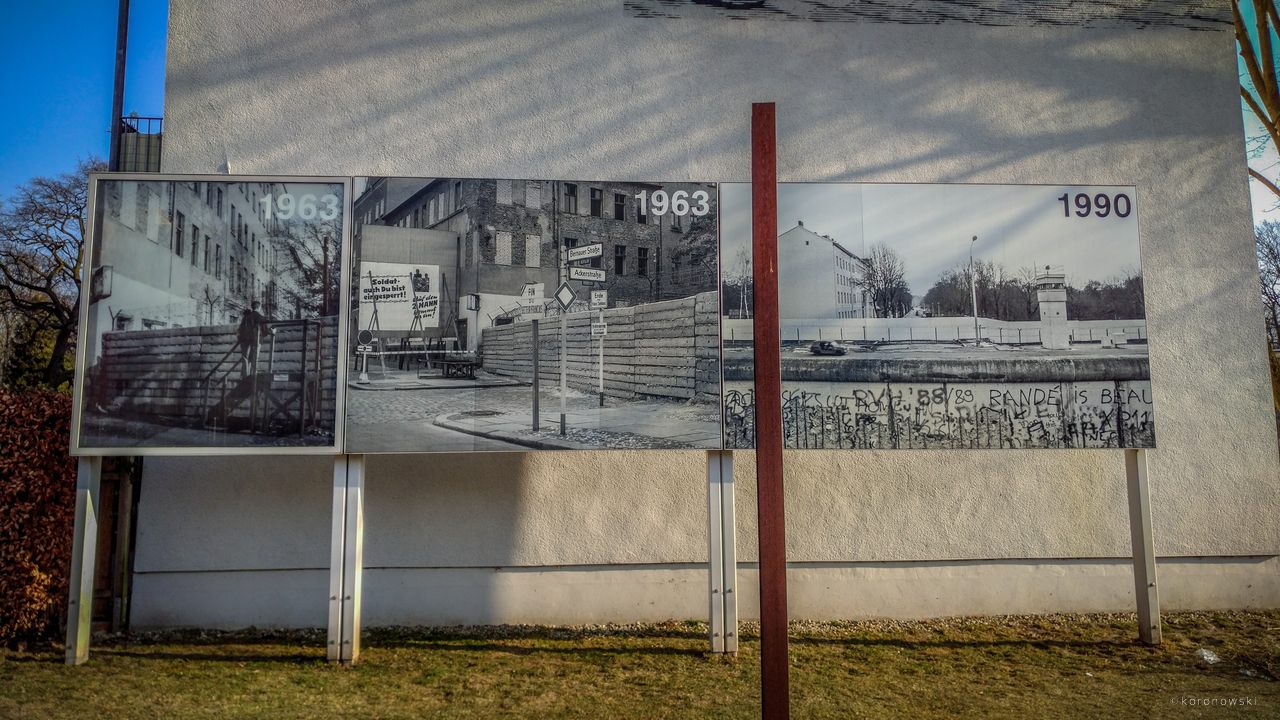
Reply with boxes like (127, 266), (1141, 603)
(344, 381), (721, 452)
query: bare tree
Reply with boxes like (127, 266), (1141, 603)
(0, 160), (103, 389)
(1259, 221), (1280, 343)
(274, 217), (342, 318)
(1236, 0), (1280, 201)
(859, 243), (910, 318)
(721, 246), (753, 318)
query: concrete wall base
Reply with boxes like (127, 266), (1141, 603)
(129, 556), (1280, 630)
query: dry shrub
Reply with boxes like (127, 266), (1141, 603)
(0, 388), (76, 645)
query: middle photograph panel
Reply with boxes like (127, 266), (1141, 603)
(344, 177), (723, 453)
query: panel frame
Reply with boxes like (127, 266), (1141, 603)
(70, 172), (354, 456)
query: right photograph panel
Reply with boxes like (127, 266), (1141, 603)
(721, 183), (1155, 450)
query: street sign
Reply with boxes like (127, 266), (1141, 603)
(567, 243), (603, 262)
(591, 290), (607, 309)
(591, 322), (608, 337)
(570, 266), (606, 282)
(554, 282), (576, 310)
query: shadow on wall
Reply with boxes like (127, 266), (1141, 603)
(166, 1), (1236, 198)
(357, 449), (707, 625)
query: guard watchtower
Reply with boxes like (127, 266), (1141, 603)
(1035, 266), (1070, 349)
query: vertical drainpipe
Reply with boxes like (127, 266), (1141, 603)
(107, 0), (138, 635)
(108, 0), (130, 172)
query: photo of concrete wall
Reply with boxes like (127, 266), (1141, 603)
(73, 177), (347, 452)
(721, 182), (1155, 449)
(343, 177), (721, 453)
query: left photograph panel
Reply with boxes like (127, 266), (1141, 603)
(72, 175), (350, 454)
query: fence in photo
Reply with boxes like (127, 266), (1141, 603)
(88, 317), (340, 437)
(482, 292), (719, 402)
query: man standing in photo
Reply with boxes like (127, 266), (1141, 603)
(238, 300), (266, 376)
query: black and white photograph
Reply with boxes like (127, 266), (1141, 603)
(721, 183), (1155, 450)
(73, 176), (347, 452)
(343, 177), (722, 453)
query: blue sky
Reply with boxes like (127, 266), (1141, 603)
(0, 1), (167, 199)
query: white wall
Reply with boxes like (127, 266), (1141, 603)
(135, 0), (1280, 628)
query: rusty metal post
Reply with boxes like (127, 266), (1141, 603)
(752, 101), (789, 720)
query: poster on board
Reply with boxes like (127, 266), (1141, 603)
(71, 175), (349, 454)
(357, 261), (441, 331)
(343, 177), (722, 453)
(720, 183), (1155, 450)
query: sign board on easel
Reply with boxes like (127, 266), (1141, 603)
(357, 262), (441, 331)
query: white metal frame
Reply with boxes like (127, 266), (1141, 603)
(69, 172), (354, 456)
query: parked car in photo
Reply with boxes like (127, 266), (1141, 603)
(809, 340), (846, 356)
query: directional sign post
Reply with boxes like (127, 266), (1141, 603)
(594, 312), (606, 406)
(566, 242), (603, 263)
(554, 282), (576, 311)
(559, 240), (607, 425)
(569, 267), (606, 282)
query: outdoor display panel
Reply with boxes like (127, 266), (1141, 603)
(342, 176), (723, 453)
(720, 182), (1156, 450)
(71, 174), (351, 455)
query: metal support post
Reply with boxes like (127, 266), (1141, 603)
(1125, 449), (1161, 644)
(328, 455), (365, 664)
(707, 450), (740, 653)
(65, 456), (102, 665)
(707, 451), (725, 653)
(532, 319), (540, 431)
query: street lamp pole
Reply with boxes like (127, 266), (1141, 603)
(969, 235), (980, 345)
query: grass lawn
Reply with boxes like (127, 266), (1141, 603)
(1, 611), (1276, 719)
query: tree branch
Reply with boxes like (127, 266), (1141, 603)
(1251, 167), (1280, 200)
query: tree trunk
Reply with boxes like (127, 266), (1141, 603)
(43, 323), (72, 388)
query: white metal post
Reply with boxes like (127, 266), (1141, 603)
(719, 451), (738, 653)
(65, 456), (102, 665)
(327, 456), (349, 663)
(341, 454), (365, 663)
(706, 450), (739, 654)
(1125, 449), (1162, 644)
(597, 308), (605, 407)
(328, 455), (366, 664)
(707, 451), (725, 653)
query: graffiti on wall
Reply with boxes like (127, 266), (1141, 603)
(723, 380), (1155, 450)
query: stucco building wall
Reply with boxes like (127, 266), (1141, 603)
(132, 0), (1280, 627)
